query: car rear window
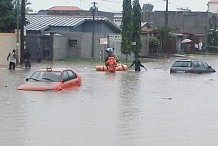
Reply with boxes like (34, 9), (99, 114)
(172, 61), (191, 67)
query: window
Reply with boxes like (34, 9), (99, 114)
(69, 40), (77, 47)
(202, 61), (209, 68)
(173, 61), (191, 67)
(67, 70), (77, 80)
(63, 71), (70, 82)
(193, 61), (206, 68)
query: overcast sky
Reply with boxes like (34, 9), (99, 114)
(29, 0), (210, 13)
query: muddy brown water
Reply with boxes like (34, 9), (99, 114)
(1, 55), (218, 146)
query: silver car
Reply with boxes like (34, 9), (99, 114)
(170, 59), (216, 73)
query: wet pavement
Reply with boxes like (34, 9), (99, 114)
(1, 55), (218, 146)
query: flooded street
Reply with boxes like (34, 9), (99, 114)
(1, 55), (218, 146)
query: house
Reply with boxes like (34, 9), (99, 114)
(25, 15), (121, 61)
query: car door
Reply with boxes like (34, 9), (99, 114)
(192, 60), (206, 73)
(61, 70), (72, 89)
(67, 70), (80, 86)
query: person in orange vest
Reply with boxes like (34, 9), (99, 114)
(105, 55), (117, 72)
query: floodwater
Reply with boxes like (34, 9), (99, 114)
(1, 55), (218, 146)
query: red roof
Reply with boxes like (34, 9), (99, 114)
(48, 6), (82, 11)
(209, 0), (218, 2)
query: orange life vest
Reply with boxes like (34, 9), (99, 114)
(106, 57), (117, 72)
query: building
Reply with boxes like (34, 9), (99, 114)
(30, 5), (215, 55)
(208, 0), (218, 13)
(25, 15), (121, 61)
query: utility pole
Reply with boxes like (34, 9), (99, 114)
(16, 0), (20, 61)
(91, 2), (97, 59)
(165, 0), (168, 26)
(20, 0), (26, 64)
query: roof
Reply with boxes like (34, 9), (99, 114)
(26, 15), (121, 31)
(114, 21), (148, 28)
(209, 0), (218, 3)
(38, 68), (74, 72)
(48, 6), (82, 11)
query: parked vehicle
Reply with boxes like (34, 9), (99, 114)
(17, 68), (82, 91)
(170, 59), (216, 73)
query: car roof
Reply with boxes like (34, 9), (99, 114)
(176, 59), (202, 62)
(37, 68), (73, 72)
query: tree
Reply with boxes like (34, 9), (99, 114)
(13, 0), (33, 14)
(149, 36), (160, 53)
(0, 0), (16, 32)
(154, 26), (171, 53)
(121, 0), (132, 61)
(208, 29), (218, 46)
(132, 0), (142, 57)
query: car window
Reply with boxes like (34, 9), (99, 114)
(193, 60), (205, 68)
(67, 70), (77, 80)
(30, 71), (62, 82)
(198, 61), (205, 68)
(41, 71), (62, 82)
(173, 61), (191, 67)
(202, 61), (209, 68)
(31, 71), (44, 80)
(63, 71), (70, 82)
(192, 61), (198, 67)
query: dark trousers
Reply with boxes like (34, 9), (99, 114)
(9, 62), (15, 70)
(25, 59), (31, 68)
(135, 66), (141, 71)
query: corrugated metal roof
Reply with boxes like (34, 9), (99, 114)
(26, 15), (110, 31)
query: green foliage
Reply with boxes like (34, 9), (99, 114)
(208, 29), (218, 46)
(13, 0), (33, 14)
(121, 0), (132, 57)
(0, 0), (16, 32)
(208, 45), (218, 53)
(149, 36), (160, 53)
(132, 0), (142, 57)
(154, 26), (171, 52)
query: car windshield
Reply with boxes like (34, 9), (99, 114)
(29, 71), (62, 82)
(202, 61), (209, 68)
(193, 60), (209, 68)
(172, 61), (191, 67)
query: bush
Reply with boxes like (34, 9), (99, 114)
(208, 46), (218, 53)
(149, 36), (160, 53)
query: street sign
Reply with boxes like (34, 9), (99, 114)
(131, 42), (136, 45)
(99, 38), (107, 44)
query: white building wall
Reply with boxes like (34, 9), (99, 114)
(0, 33), (18, 66)
(208, 2), (218, 13)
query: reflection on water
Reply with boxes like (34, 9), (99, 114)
(1, 56), (218, 146)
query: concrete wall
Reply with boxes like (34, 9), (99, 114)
(53, 35), (68, 60)
(26, 30), (149, 61)
(52, 32), (150, 60)
(0, 33), (18, 66)
(140, 34), (150, 56)
(141, 11), (211, 34)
